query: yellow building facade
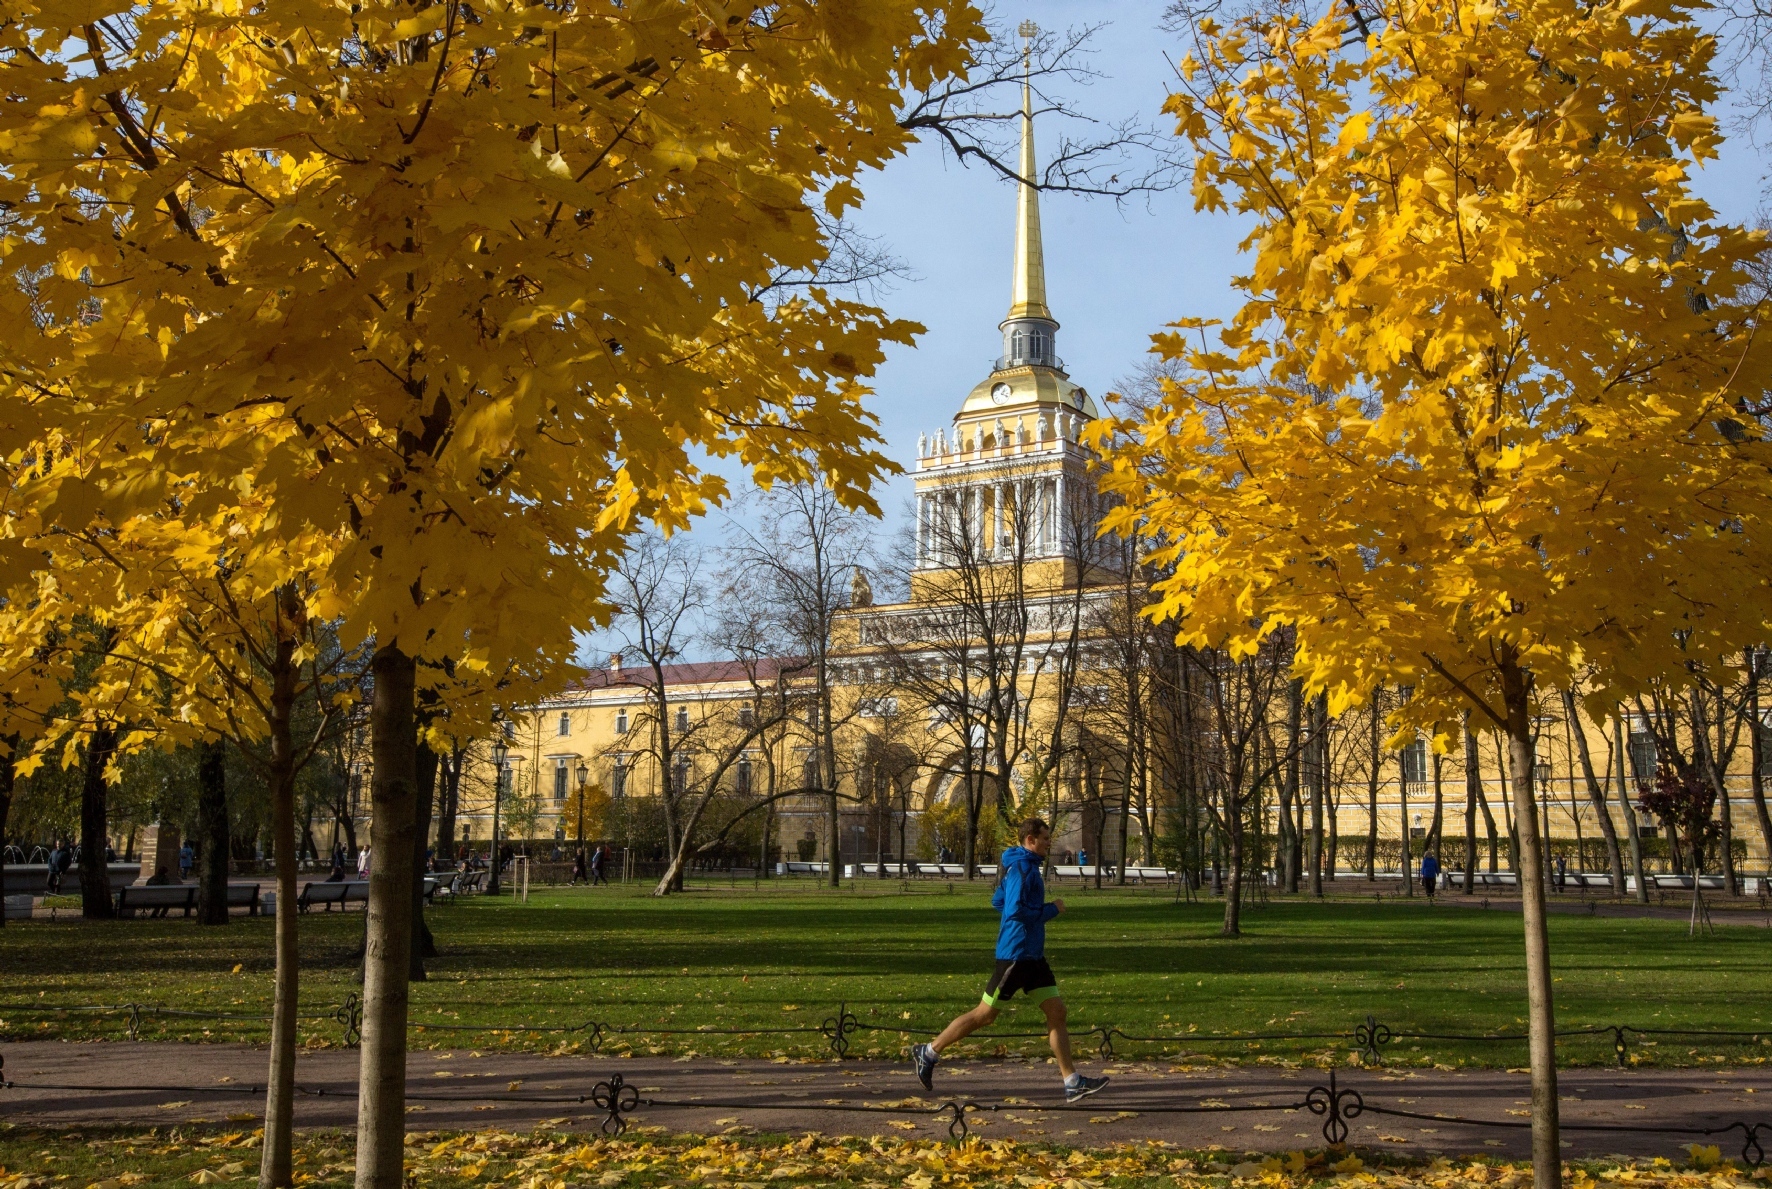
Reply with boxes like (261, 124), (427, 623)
(495, 82), (1772, 885)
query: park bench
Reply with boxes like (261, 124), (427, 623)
(775, 861), (830, 876)
(1561, 872), (1618, 891)
(115, 884), (197, 917)
(1446, 870), (1518, 887)
(3, 894), (33, 920)
(297, 880), (370, 912)
(1121, 865), (1174, 884)
(228, 883), (262, 914)
(1641, 873), (1725, 891)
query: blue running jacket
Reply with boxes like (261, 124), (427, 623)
(991, 845), (1058, 959)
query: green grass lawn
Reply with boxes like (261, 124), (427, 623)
(1, 881), (1767, 1067)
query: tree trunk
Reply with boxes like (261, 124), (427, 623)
(1365, 696), (1380, 880)
(1561, 690), (1624, 895)
(355, 645), (419, 1189)
(1748, 654), (1772, 873)
(1309, 695), (1325, 897)
(1479, 782), (1500, 872)
(1283, 679), (1302, 893)
(822, 675), (840, 889)
(1429, 749), (1445, 856)
(409, 741), (438, 978)
(196, 739), (231, 926)
(965, 771), (981, 880)
(1463, 726), (1479, 894)
(1497, 734), (1520, 873)
(1400, 748), (1413, 896)
(1702, 687), (1740, 896)
(1115, 754), (1132, 886)
(1222, 778), (1244, 936)
(0, 737), (14, 930)
(1500, 660), (1561, 1189)
(1614, 716), (1649, 902)
(80, 722), (117, 919)
(436, 744), (463, 863)
(259, 586), (302, 1189)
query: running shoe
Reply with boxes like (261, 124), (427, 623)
(1064, 1074), (1110, 1103)
(911, 1043), (938, 1091)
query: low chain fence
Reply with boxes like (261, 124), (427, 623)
(1, 1055), (1765, 1168)
(2, 999), (1769, 1067)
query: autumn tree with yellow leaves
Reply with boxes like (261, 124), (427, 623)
(0, 3), (992, 1187)
(1098, 0), (1772, 1180)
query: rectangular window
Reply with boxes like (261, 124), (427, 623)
(1758, 721), (1772, 778)
(672, 757), (690, 793)
(802, 752), (821, 791)
(807, 704), (820, 730)
(1628, 731), (1658, 788)
(675, 706), (689, 731)
(739, 702), (754, 727)
(553, 761), (568, 802)
(611, 759), (627, 799)
(615, 708), (628, 734)
(557, 712), (570, 737)
(736, 756), (753, 796)
(1401, 739), (1429, 786)
(859, 697), (899, 718)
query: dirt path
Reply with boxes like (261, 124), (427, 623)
(2, 1042), (1768, 1164)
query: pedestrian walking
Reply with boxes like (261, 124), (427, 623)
(357, 847), (371, 879)
(910, 818), (1109, 1103)
(590, 844), (608, 886)
(45, 840), (66, 894)
(1555, 854), (1568, 891)
(571, 846), (588, 885)
(1420, 851), (1440, 900)
(178, 842), (194, 881)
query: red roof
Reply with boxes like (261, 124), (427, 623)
(573, 657), (802, 690)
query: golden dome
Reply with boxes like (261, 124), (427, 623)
(957, 367), (1100, 421)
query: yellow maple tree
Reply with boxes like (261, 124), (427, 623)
(0, 3), (984, 1185)
(1094, 0), (1772, 1181)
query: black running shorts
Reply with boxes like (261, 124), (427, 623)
(981, 958), (1059, 1008)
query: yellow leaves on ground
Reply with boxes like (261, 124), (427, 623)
(388, 1132), (1769, 1189)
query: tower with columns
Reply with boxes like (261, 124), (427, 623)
(910, 54), (1107, 594)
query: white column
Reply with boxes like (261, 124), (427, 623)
(1055, 473), (1067, 556)
(921, 492), (935, 567)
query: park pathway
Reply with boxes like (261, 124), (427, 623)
(2, 1042), (1768, 1164)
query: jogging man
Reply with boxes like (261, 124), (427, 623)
(911, 818), (1108, 1103)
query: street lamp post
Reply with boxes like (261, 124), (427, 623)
(1534, 758), (1554, 889)
(574, 761), (589, 853)
(490, 740), (507, 895)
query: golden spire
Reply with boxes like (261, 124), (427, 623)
(1007, 20), (1052, 324)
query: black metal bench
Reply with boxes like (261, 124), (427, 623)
(115, 884), (197, 918)
(298, 880), (369, 912)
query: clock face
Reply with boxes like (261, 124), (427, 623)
(990, 382), (1013, 405)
